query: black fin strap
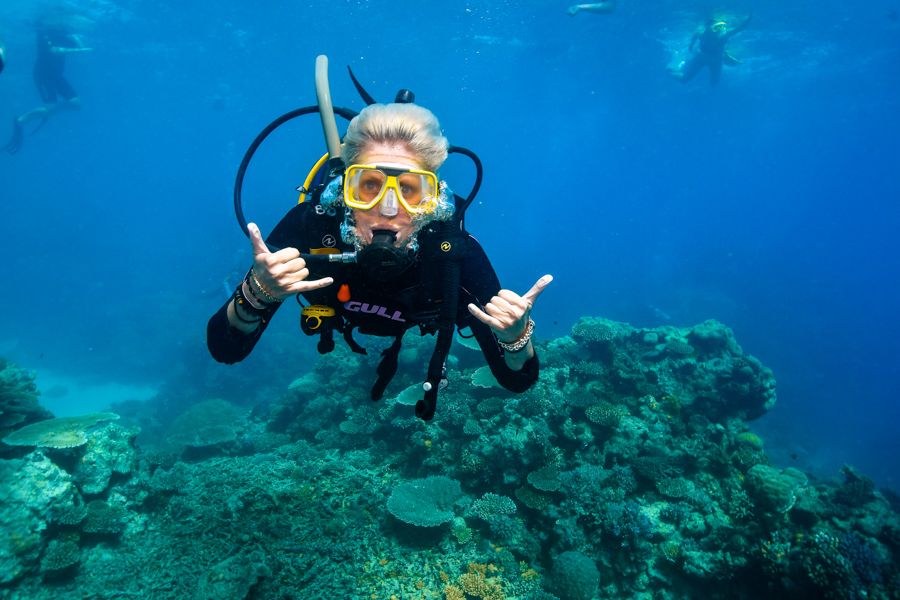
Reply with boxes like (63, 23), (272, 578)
(342, 326), (367, 355)
(317, 327), (335, 355)
(371, 335), (404, 402)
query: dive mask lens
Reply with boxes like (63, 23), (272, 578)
(344, 165), (439, 214)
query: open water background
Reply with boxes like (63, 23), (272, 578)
(1, 0), (898, 489)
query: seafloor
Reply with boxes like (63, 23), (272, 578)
(1, 316), (898, 599)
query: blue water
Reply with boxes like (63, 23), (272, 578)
(1, 0), (898, 490)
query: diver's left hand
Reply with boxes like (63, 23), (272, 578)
(468, 274), (553, 342)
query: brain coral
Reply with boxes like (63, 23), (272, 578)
(745, 464), (808, 514)
(550, 550), (600, 600)
(2, 413), (119, 449)
(166, 399), (242, 448)
(386, 476), (463, 527)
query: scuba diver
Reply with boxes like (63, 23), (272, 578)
(3, 18), (92, 154)
(0, 44), (5, 74)
(672, 13), (752, 85)
(207, 60), (551, 422)
(567, 1), (617, 16)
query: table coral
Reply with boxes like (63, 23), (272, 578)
(2, 413), (119, 449)
(387, 476), (463, 527)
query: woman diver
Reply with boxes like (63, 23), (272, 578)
(207, 98), (552, 421)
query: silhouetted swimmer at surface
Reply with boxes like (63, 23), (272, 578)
(3, 16), (92, 154)
(671, 13), (752, 85)
(567, 1), (617, 16)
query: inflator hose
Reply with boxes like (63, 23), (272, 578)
(315, 55), (343, 160)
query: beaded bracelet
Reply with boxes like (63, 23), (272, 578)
(248, 269), (281, 304)
(498, 318), (535, 353)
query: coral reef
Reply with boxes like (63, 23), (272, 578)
(1, 316), (897, 599)
(0, 359), (51, 449)
(0, 453), (79, 584)
(74, 423), (139, 495)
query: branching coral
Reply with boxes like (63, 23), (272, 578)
(571, 317), (622, 344)
(39, 539), (80, 574)
(457, 562), (505, 600)
(470, 493), (517, 521)
(656, 477), (696, 500)
(585, 401), (628, 428)
(82, 500), (127, 535)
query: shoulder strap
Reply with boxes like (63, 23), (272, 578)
(414, 219), (469, 421)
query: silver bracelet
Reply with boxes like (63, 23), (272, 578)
(498, 319), (535, 353)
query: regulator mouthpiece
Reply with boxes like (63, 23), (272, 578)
(357, 230), (414, 281)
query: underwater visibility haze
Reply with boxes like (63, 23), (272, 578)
(1, 0), (899, 598)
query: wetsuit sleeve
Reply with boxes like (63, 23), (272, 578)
(458, 236), (539, 393)
(206, 205), (308, 364)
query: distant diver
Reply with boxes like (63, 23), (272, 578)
(567, 1), (617, 16)
(3, 16), (92, 154)
(0, 44), (6, 74)
(671, 13), (752, 85)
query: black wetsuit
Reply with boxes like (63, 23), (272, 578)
(34, 29), (78, 103)
(207, 203), (539, 396)
(0, 48), (5, 75)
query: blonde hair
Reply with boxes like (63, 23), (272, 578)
(341, 103), (449, 172)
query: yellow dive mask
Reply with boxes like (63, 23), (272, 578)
(343, 163), (439, 216)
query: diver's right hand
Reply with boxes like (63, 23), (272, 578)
(247, 223), (333, 300)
